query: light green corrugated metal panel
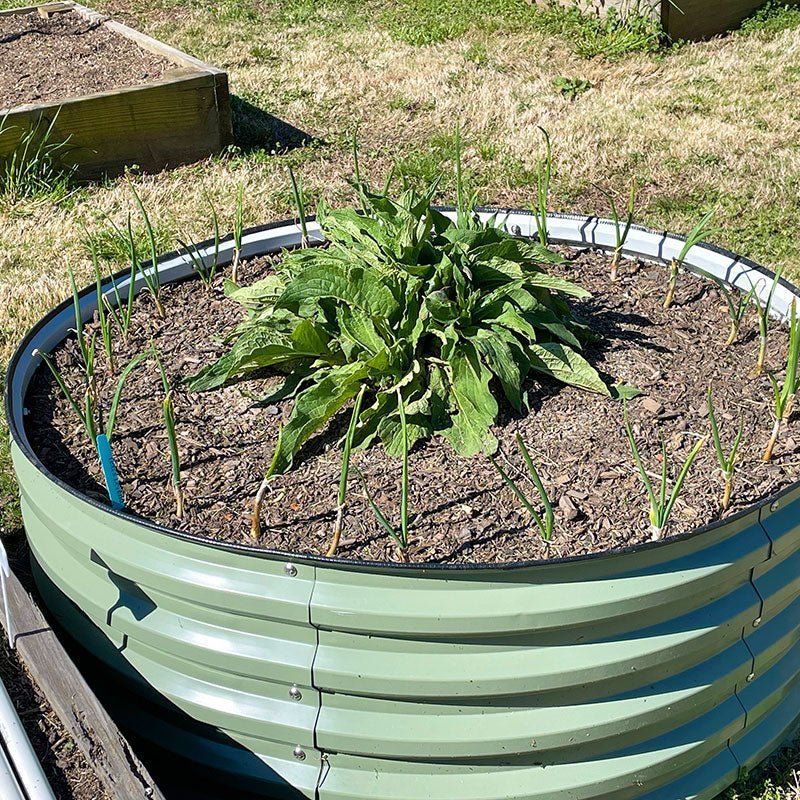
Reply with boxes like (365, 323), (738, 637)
(26, 507), (314, 685)
(15, 451), (313, 622)
(312, 580), (761, 701)
(314, 639), (752, 760)
(309, 513), (768, 638)
(15, 446), (320, 796)
(317, 696), (744, 800)
(638, 750), (740, 800)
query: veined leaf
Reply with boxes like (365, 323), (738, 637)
(443, 345), (498, 456)
(275, 362), (369, 473)
(529, 342), (609, 395)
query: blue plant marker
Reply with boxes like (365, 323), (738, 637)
(96, 434), (124, 510)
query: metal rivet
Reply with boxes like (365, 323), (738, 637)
(289, 685), (302, 701)
(293, 745), (306, 761)
(746, 672), (755, 682)
(753, 617), (762, 628)
(284, 563), (298, 577)
(770, 500), (780, 513)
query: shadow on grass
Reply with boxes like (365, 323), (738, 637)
(231, 96), (318, 154)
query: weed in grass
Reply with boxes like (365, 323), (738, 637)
(0, 112), (76, 207)
(664, 209), (717, 309)
(739, 1), (800, 36)
(357, 389), (411, 563)
(763, 301), (800, 462)
(154, 351), (184, 518)
(749, 267), (784, 377)
(553, 75), (592, 100)
(490, 434), (555, 541)
(326, 385), (367, 557)
(624, 402), (706, 540)
(707, 385), (744, 511)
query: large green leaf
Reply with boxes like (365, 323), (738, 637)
(529, 342), (609, 395)
(442, 345), (498, 456)
(275, 362), (370, 473)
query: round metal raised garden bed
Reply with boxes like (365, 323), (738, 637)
(7, 210), (800, 800)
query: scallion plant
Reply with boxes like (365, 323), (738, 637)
(231, 182), (245, 285)
(763, 301), (800, 462)
(624, 403), (706, 540)
(154, 352), (184, 518)
(251, 426), (283, 539)
(288, 167), (309, 248)
(86, 246), (117, 373)
(177, 196), (221, 290)
(326, 386), (366, 558)
(720, 281), (756, 348)
(490, 434), (555, 541)
(707, 384), (744, 511)
(606, 177), (636, 282)
(129, 182), (165, 318)
(664, 209), (716, 309)
(533, 126), (552, 246)
(750, 267), (784, 376)
(357, 389), (410, 563)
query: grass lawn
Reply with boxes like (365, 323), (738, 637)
(2, 0), (800, 796)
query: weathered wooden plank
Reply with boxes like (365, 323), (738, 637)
(0, 563), (165, 800)
(0, 2), (71, 17)
(663, 0), (800, 40)
(0, 71), (226, 176)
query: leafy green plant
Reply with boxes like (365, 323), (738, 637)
(604, 177), (636, 282)
(251, 426), (283, 539)
(490, 433), (555, 541)
(763, 301), (800, 461)
(188, 164), (608, 475)
(533, 127), (552, 245)
(749, 267), (784, 376)
(664, 210), (716, 309)
(0, 112), (76, 207)
(553, 75), (592, 100)
(231, 182), (245, 284)
(128, 182), (166, 318)
(624, 402), (706, 540)
(155, 352), (184, 518)
(327, 386), (366, 557)
(357, 389), (411, 562)
(707, 384), (744, 511)
(177, 196), (222, 290)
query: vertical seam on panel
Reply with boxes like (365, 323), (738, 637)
(308, 565), (325, 800)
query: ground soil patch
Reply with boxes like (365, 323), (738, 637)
(0, 9), (173, 109)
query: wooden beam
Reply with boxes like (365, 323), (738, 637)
(0, 564), (165, 800)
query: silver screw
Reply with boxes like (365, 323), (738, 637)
(746, 672), (755, 682)
(770, 500), (780, 513)
(289, 685), (302, 701)
(284, 563), (298, 577)
(753, 617), (761, 627)
(293, 745), (306, 761)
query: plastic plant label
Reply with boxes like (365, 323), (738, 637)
(96, 434), (125, 511)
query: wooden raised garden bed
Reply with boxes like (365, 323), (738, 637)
(0, 1), (233, 178)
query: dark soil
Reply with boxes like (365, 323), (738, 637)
(0, 9), (173, 109)
(0, 608), (110, 799)
(25, 249), (800, 564)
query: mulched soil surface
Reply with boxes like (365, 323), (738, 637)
(25, 249), (800, 564)
(0, 9), (173, 109)
(0, 609), (110, 799)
